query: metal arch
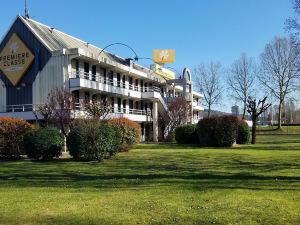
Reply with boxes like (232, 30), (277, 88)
(182, 67), (191, 81)
(97, 42), (139, 61)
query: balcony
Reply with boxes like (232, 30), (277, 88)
(69, 71), (169, 116)
(0, 104), (153, 122)
(192, 101), (204, 111)
(0, 104), (39, 120)
(69, 71), (161, 94)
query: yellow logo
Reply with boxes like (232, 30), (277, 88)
(150, 64), (175, 80)
(0, 33), (34, 86)
(153, 49), (175, 64)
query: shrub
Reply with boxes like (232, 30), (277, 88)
(166, 131), (175, 142)
(236, 120), (249, 144)
(24, 128), (64, 160)
(175, 124), (199, 144)
(197, 115), (239, 147)
(0, 117), (32, 160)
(108, 118), (141, 151)
(67, 119), (120, 160)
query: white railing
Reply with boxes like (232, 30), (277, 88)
(69, 71), (162, 93)
(73, 103), (151, 116)
(2, 104), (35, 113)
(1, 103), (152, 117)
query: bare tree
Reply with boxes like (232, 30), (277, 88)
(34, 87), (76, 137)
(194, 62), (223, 117)
(247, 96), (271, 144)
(83, 99), (112, 120)
(161, 97), (192, 139)
(286, 0), (300, 40)
(227, 53), (256, 119)
(259, 37), (300, 129)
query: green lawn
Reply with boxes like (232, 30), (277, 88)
(1, 135), (300, 225)
(257, 125), (300, 134)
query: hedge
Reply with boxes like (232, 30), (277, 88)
(67, 119), (120, 160)
(175, 124), (198, 144)
(236, 120), (249, 144)
(197, 115), (239, 147)
(0, 117), (32, 160)
(24, 128), (64, 160)
(108, 118), (141, 151)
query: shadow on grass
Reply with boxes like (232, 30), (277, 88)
(1, 157), (300, 191)
(1, 134), (300, 192)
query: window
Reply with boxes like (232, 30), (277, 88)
(111, 97), (114, 112)
(92, 94), (97, 102)
(122, 75), (126, 88)
(101, 95), (107, 106)
(84, 92), (90, 103)
(140, 80), (144, 92)
(109, 71), (114, 85)
(84, 62), (89, 79)
(135, 79), (139, 91)
(102, 68), (107, 84)
(117, 73), (121, 87)
(72, 90), (79, 104)
(92, 65), (96, 81)
(118, 98), (121, 112)
(129, 77), (133, 90)
(123, 100), (126, 113)
(135, 101), (139, 110)
(129, 100), (133, 113)
(74, 59), (79, 77)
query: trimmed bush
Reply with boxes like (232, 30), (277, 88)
(175, 124), (198, 144)
(237, 120), (249, 144)
(108, 118), (141, 151)
(67, 119), (120, 160)
(197, 115), (239, 147)
(24, 128), (64, 160)
(0, 117), (33, 160)
(166, 131), (175, 143)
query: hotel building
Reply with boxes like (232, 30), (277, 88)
(0, 15), (203, 141)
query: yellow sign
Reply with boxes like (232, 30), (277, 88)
(153, 49), (175, 64)
(150, 64), (175, 80)
(0, 33), (34, 86)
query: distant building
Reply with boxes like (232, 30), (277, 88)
(231, 105), (239, 116)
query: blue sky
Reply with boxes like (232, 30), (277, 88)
(0, 0), (295, 111)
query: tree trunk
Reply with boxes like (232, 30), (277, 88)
(278, 103), (282, 129)
(242, 103), (246, 120)
(207, 104), (211, 118)
(251, 117), (257, 144)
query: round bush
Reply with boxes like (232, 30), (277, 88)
(197, 115), (239, 147)
(108, 118), (141, 151)
(67, 119), (121, 160)
(175, 124), (198, 144)
(236, 120), (249, 144)
(67, 128), (84, 160)
(24, 128), (64, 160)
(0, 117), (33, 160)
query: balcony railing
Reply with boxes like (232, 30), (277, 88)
(3, 104), (34, 113)
(1, 103), (151, 117)
(69, 71), (161, 93)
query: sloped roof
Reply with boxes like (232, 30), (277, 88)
(19, 16), (129, 65)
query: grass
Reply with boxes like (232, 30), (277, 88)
(257, 125), (300, 134)
(1, 135), (300, 225)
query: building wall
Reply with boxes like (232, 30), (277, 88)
(32, 54), (67, 105)
(0, 79), (6, 111)
(0, 17), (51, 106)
